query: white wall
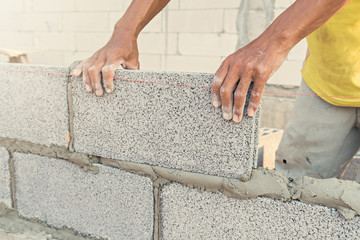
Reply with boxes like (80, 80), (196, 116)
(0, 0), (306, 85)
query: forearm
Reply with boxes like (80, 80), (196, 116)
(115, 0), (170, 37)
(262, 0), (351, 50)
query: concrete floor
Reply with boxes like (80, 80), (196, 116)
(0, 209), (94, 240)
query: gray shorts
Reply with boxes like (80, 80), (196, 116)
(275, 80), (360, 179)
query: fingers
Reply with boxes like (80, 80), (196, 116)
(247, 80), (264, 117)
(232, 70), (252, 123)
(121, 58), (140, 70)
(71, 61), (85, 77)
(219, 65), (242, 120)
(102, 61), (121, 94)
(212, 59), (229, 108)
(88, 61), (106, 97)
(82, 59), (95, 93)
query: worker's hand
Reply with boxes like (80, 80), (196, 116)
(71, 28), (139, 96)
(211, 38), (289, 123)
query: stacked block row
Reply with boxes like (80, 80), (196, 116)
(0, 63), (359, 240)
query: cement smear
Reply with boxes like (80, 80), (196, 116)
(102, 158), (360, 220)
(1, 136), (359, 221)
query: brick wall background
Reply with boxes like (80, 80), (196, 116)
(0, 0), (306, 86)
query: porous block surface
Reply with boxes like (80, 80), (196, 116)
(160, 183), (360, 240)
(0, 63), (69, 147)
(72, 70), (260, 178)
(0, 147), (11, 208)
(14, 153), (153, 240)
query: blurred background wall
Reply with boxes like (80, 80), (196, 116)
(0, 0), (306, 86)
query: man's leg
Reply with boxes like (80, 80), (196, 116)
(275, 80), (360, 179)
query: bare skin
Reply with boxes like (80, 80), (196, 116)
(212, 0), (352, 122)
(72, 0), (169, 96)
(72, 0), (351, 121)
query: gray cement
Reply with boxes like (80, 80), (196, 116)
(14, 153), (154, 240)
(0, 209), (91, 240)
(72, 69), (260, 178)
(160, 183), (360, 240)
(0, 63), (69, 147)
(102, 158), (360, 220)
(0, 147), (11, 208)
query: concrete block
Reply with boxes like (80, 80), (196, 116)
(14, 153), (153, 240)
(180, 0), (241, 9)
(76, 32), (112, 51)
(29, 51), (65, 66)
(268, 60), (303, 86)
(138, 33), (177, 54)
(34, 32), (76, 51)
(247, 10), (267, 41)
(275, 0), (295, 8)
(0, 147), (11, 208)
(75, 0), (124, 11)
(63, 13), (109, 32)
(168, 10), (223, 33)
(22, 13), (63, 32)
(140, 54), (162, 71)
(288, 38), (308, 61)
(33, 0), (75, 12)
(109, 11), (162, 33)
(166, 0), (179, 9)
(160, 183), (360, 240)
(165, 55), (221, 73)
(0, 63), (69, 147)
(72, 70), (260, 178)
(0, 1), (24, 12)
(0, 32), (33, 50)
(178, 33), (238, 57)
(224, 9), (238, 33)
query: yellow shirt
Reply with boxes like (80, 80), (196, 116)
(302, 0), (360, 107)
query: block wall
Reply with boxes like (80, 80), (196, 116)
(1, 63), (359, 240)
(0, 0), (305, 86)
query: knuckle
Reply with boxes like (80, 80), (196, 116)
(245, 61), (255, 70)
(234, 90), (244, 99)
(231, 60), (241, 69)
(249, 101), (258, 109)
(88, 65), (97, 75)
(254, 65), (266, 76)
(233, 107), (243, 116)
(220, 86), (227, 96)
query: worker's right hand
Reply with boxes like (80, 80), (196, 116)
(71, 27), (140, 96)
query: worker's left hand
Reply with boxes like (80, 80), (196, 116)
(211, 38), (290, 123)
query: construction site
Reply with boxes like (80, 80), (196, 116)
(0, 0), (359, 239)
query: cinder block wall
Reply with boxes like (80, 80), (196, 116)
(0, 63), (359, 240)
(0, 0), (306, 86)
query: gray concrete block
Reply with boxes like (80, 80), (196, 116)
(160, 183), (360, 240)
(0, 63), (69, 147)
(0, 147), (11, 208)
(72, 70), (260, 178)
(14, 153), (154, 240)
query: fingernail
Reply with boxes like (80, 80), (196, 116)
(212, 99), (221, 108)
(85, 85), (92, 92)
(72, 69), (81, 76)
(95, 89), (103, 96)
(233, 114), (242, 123)
(105, 87), (113, 94)
(223, 112), (232, 120)
(248, 108), (255, 117)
